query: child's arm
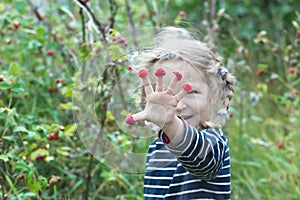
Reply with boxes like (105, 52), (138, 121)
(159, 120), (228, 181)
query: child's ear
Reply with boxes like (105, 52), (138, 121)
(223, 90), (233, 110)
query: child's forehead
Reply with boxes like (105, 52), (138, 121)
(153, 61), (205, 80)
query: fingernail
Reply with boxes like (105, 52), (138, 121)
(173, 71), (182, 81)
(138, 69), (149, 77)
(125, 114), (135, 125)
(154, 68), (166, 76)
(182, 83), (192, 92)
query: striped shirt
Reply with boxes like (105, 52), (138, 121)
(144, 119), (231, 199)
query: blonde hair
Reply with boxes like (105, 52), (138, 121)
(129, 27), (234, 129)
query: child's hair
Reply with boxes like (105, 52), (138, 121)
(129, 27), (234, 129)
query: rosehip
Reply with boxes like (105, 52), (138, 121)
(297, 30), (300, 37)
(111, 37), (117, 42)
(127, 66), (133, 71)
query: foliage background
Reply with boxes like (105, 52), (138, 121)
(0, 0), (300, 199)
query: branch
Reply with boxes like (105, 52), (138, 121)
(143, 0), (158, 28)
(108, 0), (118, 29)
(125, 0), (138, 48)
(73, 0), (107, 45)
(79, 8), (86, 44)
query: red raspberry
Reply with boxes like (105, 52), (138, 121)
(125, 114), (135, 125)
(55, 78), (62, 83)
(179, 11), (185, 17)
(276, 141), (283, 149)
(257, 70), (264, 76)
(155, 68), (166, 76)
(183, 83), (192, 92)
(138, 69), (149, 77)
(47, 50), (54, 56)
(173, 71), (182, 81)
(288, 67), (295, 74)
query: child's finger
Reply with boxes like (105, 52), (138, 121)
(154, 68), (166, 92)
(138, 69), (153, 96)
(125, 111), (147, 125)
(166, 71), (182, 95)
(175, 83), (192, 101)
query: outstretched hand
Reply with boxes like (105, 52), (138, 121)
(125, 68), (192, 130)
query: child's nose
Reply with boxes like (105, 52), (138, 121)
(176, 99), (187, 113)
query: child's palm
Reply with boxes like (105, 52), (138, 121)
(125, 68), (192, 128)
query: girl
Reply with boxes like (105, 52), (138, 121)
(126, 27), (234, 200)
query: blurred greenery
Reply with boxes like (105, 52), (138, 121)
(0, 0), (299, 199)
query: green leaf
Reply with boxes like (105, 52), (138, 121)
(292, 20), (299, 29)
(12, 83), (25, 93)
(64, 124), (77, 136)
(0, 155), (9, 162)
(8, 62), (22, 76)
(0, 81), (12, 90)
(257, 63), (268, 70)
(61, 84), (74, 97)
(60, 102), (79, 110)
(28, 179), (42, 194)
(13, 126), (28, 133)
(38, 175), (48, 188)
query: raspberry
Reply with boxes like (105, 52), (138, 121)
(257, 70), (264, 76)
(173, 71), (182, 81)
(179, 11), (185, 17)
(288, 67), (295, 74)
(182, 83), (192, 92)
(125, 114), (135, 125)
(138, 69), (149, 77)
(154, 68), (166, 76)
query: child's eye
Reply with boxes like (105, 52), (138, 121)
(188, 90), (199, 94)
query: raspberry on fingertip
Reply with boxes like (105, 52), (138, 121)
(182, 83), (192, 92)
(155, 68), (166, 77)
(138, 69), (149, 77)
(173, 71), (183, 81)
(125, 114), (135, 125)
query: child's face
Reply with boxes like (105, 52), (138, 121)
(154, 63), (210, 127)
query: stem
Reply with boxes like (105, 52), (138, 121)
(79, 8), (86, 44)
(143, 0), (157, 29)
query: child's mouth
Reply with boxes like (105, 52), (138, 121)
(180, 115), (193, 120)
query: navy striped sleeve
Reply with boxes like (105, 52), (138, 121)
(159, 119), (228, 181)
